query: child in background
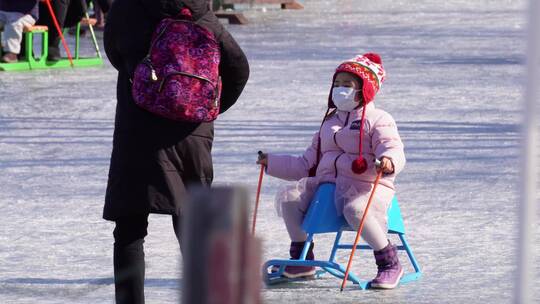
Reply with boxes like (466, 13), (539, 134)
(257, 53), (406, 289)
(0, 0), (39, 63)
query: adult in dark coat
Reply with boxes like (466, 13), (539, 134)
(103, 0), (249, 303)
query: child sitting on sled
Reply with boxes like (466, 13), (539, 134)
(257, 53), (406, 289)
(0, 0), (38, 63)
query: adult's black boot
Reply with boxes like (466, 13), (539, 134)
(114, 239), (145, 304)
(47, 46), (61, 62)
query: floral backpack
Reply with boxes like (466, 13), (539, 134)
(131, 8), (222, 122)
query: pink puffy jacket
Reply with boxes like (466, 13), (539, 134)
(266, 103), (405, 211)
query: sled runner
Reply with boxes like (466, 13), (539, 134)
(263, 183), (422, 289)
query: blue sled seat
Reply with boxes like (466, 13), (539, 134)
(263, 183), (422, 289)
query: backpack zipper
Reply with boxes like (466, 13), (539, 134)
(148, 22), (172, 58)
(141, 21), (174, 83)
(158, 71), (215, 92)
(157, 72), (220, 108)
(142, 57), (158, 81)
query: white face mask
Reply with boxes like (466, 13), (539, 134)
(332, 87), (360, 112)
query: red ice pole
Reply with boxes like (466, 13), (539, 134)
(340, 169), (383, 291)
(251, 151), (265, 235)
(42, 0), (74, 66)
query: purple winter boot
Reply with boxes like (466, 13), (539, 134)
(282, 241), (316, 279)
(370, 242), (403, 289)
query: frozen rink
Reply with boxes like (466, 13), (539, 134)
(0, 0), (538, 303)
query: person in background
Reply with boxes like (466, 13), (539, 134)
(91, 0), (111, 29)
(68, 0), (111, 36)
(0, 0), (39, 63)
(37, 0), (86, 61)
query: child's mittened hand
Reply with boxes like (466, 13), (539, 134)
(256, 152), (268, 166)
(378, 157), (394, 174)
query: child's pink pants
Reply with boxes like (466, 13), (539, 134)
(280, 183), (395, 251)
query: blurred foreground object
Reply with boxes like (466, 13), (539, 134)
(183, 186), (262, 304)
(517, 0), (539, 303)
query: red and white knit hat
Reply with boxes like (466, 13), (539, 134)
(310, 53), (386, 176)
(328, 53), (386, 107)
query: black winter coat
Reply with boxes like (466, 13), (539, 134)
(102, 0), (249, 220)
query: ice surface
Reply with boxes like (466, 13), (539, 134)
(0, 0), (538, 303)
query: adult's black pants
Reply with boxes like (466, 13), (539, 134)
(113, 214), (182, 304)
